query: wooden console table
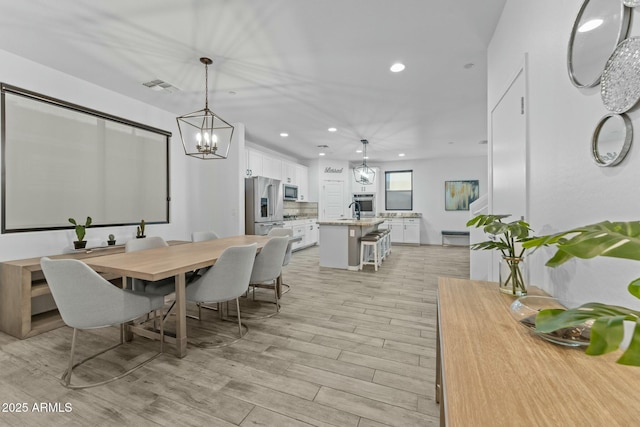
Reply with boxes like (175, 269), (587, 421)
(437, 277), (640, 427)
(0, 241), (187, 339)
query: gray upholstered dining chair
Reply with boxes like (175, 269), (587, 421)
(267, 228), (293, 294)
(248, 235), (289, 315)
(189, 230), (220, 282)
(191, 230), (220, 242)
(40, 257), (165, 389)
(184, 243), (257, 346)
(125, 236), (175, 295)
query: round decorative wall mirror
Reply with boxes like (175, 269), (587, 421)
(591, 113), (633, 167)
(567, 0), (630, 88)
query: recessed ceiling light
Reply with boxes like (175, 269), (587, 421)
(328, 127), (337, 132)
(319, 152), (326, 156)
(363, 156), (369, 160)
(280, 133), (289, 137)
(398, 153), (406, 157)
(390, 63), (405, 73)
(356, 149), (363, 153)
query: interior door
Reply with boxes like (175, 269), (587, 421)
(321, 180), (345, 219)
(489, 61), (528, 281)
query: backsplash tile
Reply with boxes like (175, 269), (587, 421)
(284, 201), (318, 219)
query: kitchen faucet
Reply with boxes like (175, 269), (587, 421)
(348, 201), (361, 220)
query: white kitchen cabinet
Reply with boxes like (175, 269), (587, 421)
(262, 155), (282, 180)
(282, 161), (297, 184)
(296, 164), (309, 201)
(388, 219), (404, 243)
(283, 218), (318, 251)
(304, 218), (318, 246)
(380, 218), (421, 244)
(403, 218), (421, 244)
(245, 149), (263, 177)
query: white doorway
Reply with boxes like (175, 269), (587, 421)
(321, 180), (346, 220)
(488, 58), (528, 281)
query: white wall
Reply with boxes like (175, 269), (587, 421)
(489, 2), (640, 308)
(0, 48), (244, 261)
(376, 156), (487, 245)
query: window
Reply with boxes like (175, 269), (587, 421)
(385, 170), (413, 210)
(1, 83), (171, 233)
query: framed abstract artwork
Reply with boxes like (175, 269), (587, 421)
(445, 180), (479, 211)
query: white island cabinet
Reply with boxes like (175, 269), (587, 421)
(317, 218), (385, 270)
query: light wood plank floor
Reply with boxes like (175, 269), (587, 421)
(0, 244), (469, 427)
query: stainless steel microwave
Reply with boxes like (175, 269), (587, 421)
(352, 193), (375, 217)
(283, 184), (298, 201)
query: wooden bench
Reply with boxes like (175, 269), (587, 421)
(441, 230), (469, 246)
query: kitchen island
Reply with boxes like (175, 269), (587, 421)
(317, 218), (385, 270)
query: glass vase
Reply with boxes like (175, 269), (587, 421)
(499, 256), (527, 296)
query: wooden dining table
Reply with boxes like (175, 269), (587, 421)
(85, 235), (271, 358)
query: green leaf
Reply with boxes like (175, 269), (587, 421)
(68, 218), (77, 225)
(535, 302), (640, 366)
(586, 316), (625, 355)
(628, 278), (640, 300)
(617, 322), (640, 366)
(523, 221), (640, 266)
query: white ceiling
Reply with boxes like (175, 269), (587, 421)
(0, 0), (505, 163)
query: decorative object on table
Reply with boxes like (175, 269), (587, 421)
(136, 219), (146, 238)
(591, 113), (633, 166)
(68, 216), (92, 249)
(567, 0), (630, 88)
(510, 295), (592, 347)
(467, 214), (534, 296)
(353, 139), (375, 185)
(523, 220), (640, 366)
(176, 57), (234, 160)
(107, 234), (116, 246)
(445, 180), (479, 211)
(601, 37), (640, 113)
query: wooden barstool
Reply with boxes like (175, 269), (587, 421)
(360, 233), (381, 271)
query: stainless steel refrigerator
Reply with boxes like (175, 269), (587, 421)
(245, 177), (284, 235)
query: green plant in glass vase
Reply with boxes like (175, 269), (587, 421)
(467, 214), (534, 296)
(523, 220), (640, 366)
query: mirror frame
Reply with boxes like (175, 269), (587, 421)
(567, 0), (631, 88)
(591, 113), (633, 167)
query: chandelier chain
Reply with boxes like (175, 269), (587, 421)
(204, 62), (209, 109)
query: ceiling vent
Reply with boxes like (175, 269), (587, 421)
(142, 79), (180, 93)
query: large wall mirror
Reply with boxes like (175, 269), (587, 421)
(1, 84), (171, 233)
(567, 0), (630, 88)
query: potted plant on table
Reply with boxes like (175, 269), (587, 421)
(467, 214), (534, 296)
(68, 216), (92, 249)
(522, 220), (640, 366)
(107, 234), (116, 246)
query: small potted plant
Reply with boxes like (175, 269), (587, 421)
(136, 219), (146, 238)
(107, 234), (116, 246)
(68, 216), (92, 249)
(467, 214), (534, 296)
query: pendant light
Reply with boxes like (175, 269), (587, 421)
(176, 57), (234, 159)
(354, 139), (375, 184)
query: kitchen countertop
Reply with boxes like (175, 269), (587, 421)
(377, 212), (422, 218)
(317, 218), (385, 226)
